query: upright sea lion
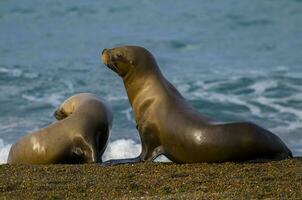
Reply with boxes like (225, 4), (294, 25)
(7, 93), (112, 164)
(101, 45), (292, 164)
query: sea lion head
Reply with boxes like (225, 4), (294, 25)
(54, 96), (76, 120)
(54, 93), (96, 120)
(101, 46), (158, 78)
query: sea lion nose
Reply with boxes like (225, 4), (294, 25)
(54, 110), (62, 118)
(54, 110), (60, 119)
(54, 110), (66, 120)
(102, 49), (107, 55)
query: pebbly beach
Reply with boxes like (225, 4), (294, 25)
(0, 158), (301, 199)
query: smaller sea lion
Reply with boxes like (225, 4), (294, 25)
(7, 93), (112, 164)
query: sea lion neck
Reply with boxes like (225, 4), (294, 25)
(123, 67), (166, 106)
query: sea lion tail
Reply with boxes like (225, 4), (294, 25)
(283, 146), (293, 159)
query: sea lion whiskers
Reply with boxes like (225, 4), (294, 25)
(108, 62), (120, 74)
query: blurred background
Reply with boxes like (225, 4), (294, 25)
(0, 0), (302, 163)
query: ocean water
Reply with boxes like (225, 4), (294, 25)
(0, 0), (302, 164)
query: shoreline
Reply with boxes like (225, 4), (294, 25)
(0, 158), (301, 199)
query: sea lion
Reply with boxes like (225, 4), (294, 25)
(101, 45), (292, 164)
(7, 93), (112, 164)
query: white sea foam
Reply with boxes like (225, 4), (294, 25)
(250, 80), (278, 95)
(0, 67), (38, 79)
(264, 122), (302, 137)
(284, 93), (302, 102)
(0, 139), (11, 164)
(22, 93), (63, 107)
(202, 80), (229, 90)
(0, 118), (40, 135)
(103, 139), (170, 162)
(103, 139), (141, 161)
(62, 80), (74, 92)
(0, 67), (9, 73)
(177, 83), (191, 94)
(256, 96), (302, 120)
(0, 67), (22, 77)
(154, 155), (170, 162)
(121, 107), (134, 122)
(105, 94), (128, 101)
(193, 91), (262, 116)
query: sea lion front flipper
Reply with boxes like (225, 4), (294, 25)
(101, 156), (142, 166)
(71, 147), (85, 163)
(149, 146), (164, 162)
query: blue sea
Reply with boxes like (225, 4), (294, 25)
(0, 0), (302, 163)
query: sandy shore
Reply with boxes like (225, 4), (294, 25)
(0, 158), (301, 199)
